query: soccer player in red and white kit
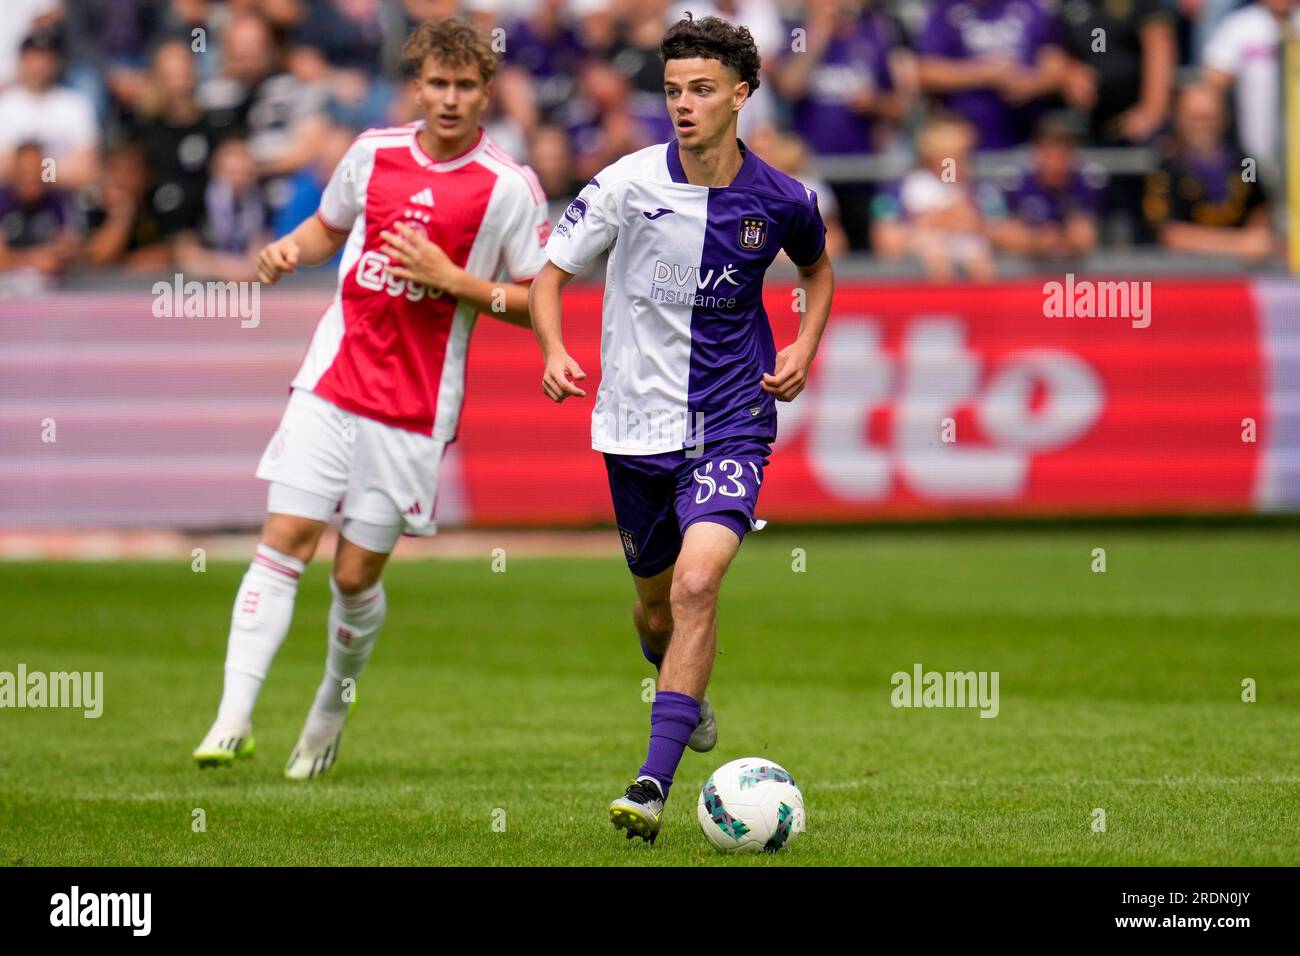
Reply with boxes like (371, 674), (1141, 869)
(193, 20), (550, 779)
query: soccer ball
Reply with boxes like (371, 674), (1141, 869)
(696, 757), (805, 854)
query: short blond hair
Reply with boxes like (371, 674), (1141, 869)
(401, 18), (498, 84)
(917, 115), (975, 166)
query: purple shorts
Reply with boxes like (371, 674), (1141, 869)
(603, 436), (771, 578)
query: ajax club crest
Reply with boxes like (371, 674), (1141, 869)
(739, 216), (767, 250)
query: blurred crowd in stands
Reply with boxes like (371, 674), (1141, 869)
(0, 0), (1294, 288)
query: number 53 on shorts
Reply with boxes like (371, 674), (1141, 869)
(677, 437), (771, 531)
(691, 456), (764, 504)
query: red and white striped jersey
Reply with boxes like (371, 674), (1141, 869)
(292, 123), (550, 438)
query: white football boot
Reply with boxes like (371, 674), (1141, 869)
(193, 721), (255, 768)
(610, 776), (666, 844)
(284, 708), (348, 781)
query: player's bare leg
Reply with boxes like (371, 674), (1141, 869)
(632, 565), (717, 752)
(194, 512), (327, 768)
(659, 520), (741, 699)
(632, 565), (674, 663)
(285, 531), (392, 780)
(262, 512), (330, 565)
(611, 521), (741, 841)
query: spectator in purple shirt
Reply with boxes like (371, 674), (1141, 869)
(497, 0), (588, 141)
(0, 140), (78, 277)
(917, 0), (1068, 151)
(990, 116), (1105, 258)
(774, 0), (911, 156)
(775, 0), (913, 250)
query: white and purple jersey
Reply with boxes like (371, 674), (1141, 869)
(545, 140), (827, 456)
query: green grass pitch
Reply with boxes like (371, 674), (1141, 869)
(2, 526), (1297, 866)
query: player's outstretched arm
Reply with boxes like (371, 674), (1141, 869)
(529, 261), (587, 403)
(762, 250), (834, 403)
(257, 215), (348, 284)
(381, 222), (535, 327)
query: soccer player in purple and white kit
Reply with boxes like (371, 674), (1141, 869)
(529, 15), (835, 844)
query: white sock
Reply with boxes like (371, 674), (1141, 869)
(307, 579), (386, 732)
(215, 543), (305, 729)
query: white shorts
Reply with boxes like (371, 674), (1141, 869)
(256, 388), (445, 541)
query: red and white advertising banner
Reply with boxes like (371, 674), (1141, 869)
(1, 279), (1296, 529)
(458, 280), (1289, 523)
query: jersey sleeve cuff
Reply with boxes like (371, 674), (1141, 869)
(789, 239), (827, 268)
(316, 210), (351, 235)
(545, 251), (585, 276)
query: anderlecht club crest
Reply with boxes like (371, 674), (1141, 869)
(739, 217), (767, 250)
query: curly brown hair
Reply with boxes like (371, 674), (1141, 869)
(660, 14), (761, 93)
(401, 18), (499, 84)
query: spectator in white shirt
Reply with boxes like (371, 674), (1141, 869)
(871, 114), (1000, 282)
(0, 0), (61, 90)
(1203, 0), (1300, 192)
(0, 30), (99, 190)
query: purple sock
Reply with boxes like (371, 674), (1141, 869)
(638, 690), (700, 800)
(640, 636), (664, 670)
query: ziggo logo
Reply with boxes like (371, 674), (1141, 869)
(353, 250), (443, 302)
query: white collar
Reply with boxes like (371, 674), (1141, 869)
(408, 124), (488, 172)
